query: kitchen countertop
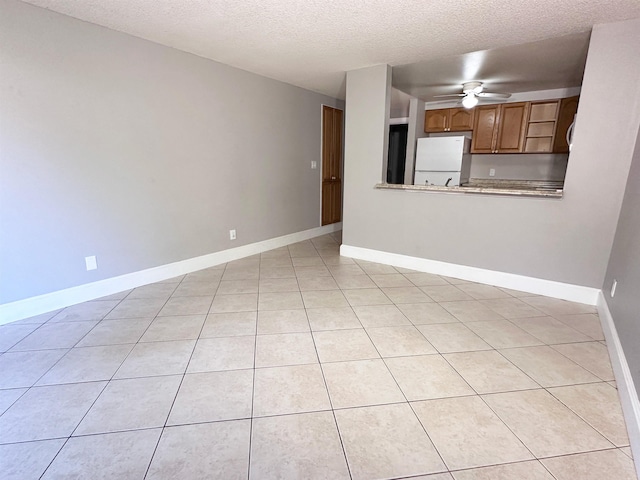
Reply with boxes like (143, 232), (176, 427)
(375, 179), (564, 198)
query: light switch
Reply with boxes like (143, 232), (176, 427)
(85, 256), (97, 271)
(311, 161), (317, 169)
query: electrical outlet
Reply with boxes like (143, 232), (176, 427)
(85, 255), (97, 271)
(489, 168), (496, 177)
(229, 229), (236, 240)
(311, 161), (317, 169)
(611, 279), (617, 297)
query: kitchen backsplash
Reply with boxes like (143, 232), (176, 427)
(469, 153), (569, 181)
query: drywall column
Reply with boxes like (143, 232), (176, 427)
(601, 124), (640, 472)
(342, 65), (391, 244)
(603, 126), (640, 386)
(404, 97), (426, 185)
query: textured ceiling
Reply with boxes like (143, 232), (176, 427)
(19, 0), (640, 99)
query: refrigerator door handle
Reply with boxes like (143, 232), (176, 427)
(566, 115), (576, 151)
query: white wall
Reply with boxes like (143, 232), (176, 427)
(601, 124), (640, 473)
(404, 98), (427, 185)
(390, 87), (412, 119)
(0, 0), (342, 305)
(604, 126), (640, 393)
(469, 153), (568, 181)
(342, 17), (640, 289)
(343, 65), (391, 234)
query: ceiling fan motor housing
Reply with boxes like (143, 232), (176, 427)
(462, 81), (484, 94)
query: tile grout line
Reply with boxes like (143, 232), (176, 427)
(38, 378), (112, 477)
(2, 297), (131, 474)
(247, 251), (275, 480)
(546, 386), (624, 448)
(312, 237), (355, 480)
(475, 334), (621, 453)
(548, 341), (615, 382)
(124, 282), (197, 480)
(8, 297), (126, 387)
(358, 322), (451, 476)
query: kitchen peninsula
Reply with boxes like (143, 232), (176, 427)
(375, 180), (564, 198)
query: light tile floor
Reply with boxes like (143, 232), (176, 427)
(0, 232), (637, 480)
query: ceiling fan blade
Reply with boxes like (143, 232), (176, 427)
(433, 93), (465, 98)
(428, 99), (464, 105)
(478, 92), (512, 99)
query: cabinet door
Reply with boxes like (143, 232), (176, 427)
(496, 102), (528, 153)
(553, 96), (579, 153)
(424, 109), (449, 132)
(471, 105), (500, 153)
(449, 107), (475, 131)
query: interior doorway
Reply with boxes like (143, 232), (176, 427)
(387, 124), (408, 184)
(321, 105), (343, 225)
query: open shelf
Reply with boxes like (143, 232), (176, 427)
(524, 101), (560, 152)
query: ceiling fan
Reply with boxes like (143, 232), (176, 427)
(434, 81), (511, 108)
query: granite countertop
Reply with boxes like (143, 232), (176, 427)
(375, 179), (564, 198)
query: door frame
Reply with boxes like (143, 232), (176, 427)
(320, 104), (344, 226)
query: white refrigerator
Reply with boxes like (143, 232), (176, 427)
(414, 136), (471, 186)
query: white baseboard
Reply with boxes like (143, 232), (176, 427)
(340, 244), (600, 305)
(0, 223), (341, 325)
(597, 292), (640, 473)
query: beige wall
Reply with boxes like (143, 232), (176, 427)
(342, 17), (640, 289)
(0, 0), (342, 303)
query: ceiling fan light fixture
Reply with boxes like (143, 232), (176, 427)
(462, 93), (478, 109)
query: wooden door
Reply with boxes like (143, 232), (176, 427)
(449, 108), (475, 131)
(424, 109), (448, 132)
(322, 106), (343, 226)
(471, 105), (500, 153)
(496, 102), (529, 153)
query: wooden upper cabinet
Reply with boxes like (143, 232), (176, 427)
(428, 96), (578, 155)
(448, 108), (475, 131)
(470, 105), (500, 153)
(425, 108), (474, 133)
(471, 103), (528, 153)
(424, 109), (449, 132)
(496, 102), (529, 153)
(553, 96), (579, 153)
